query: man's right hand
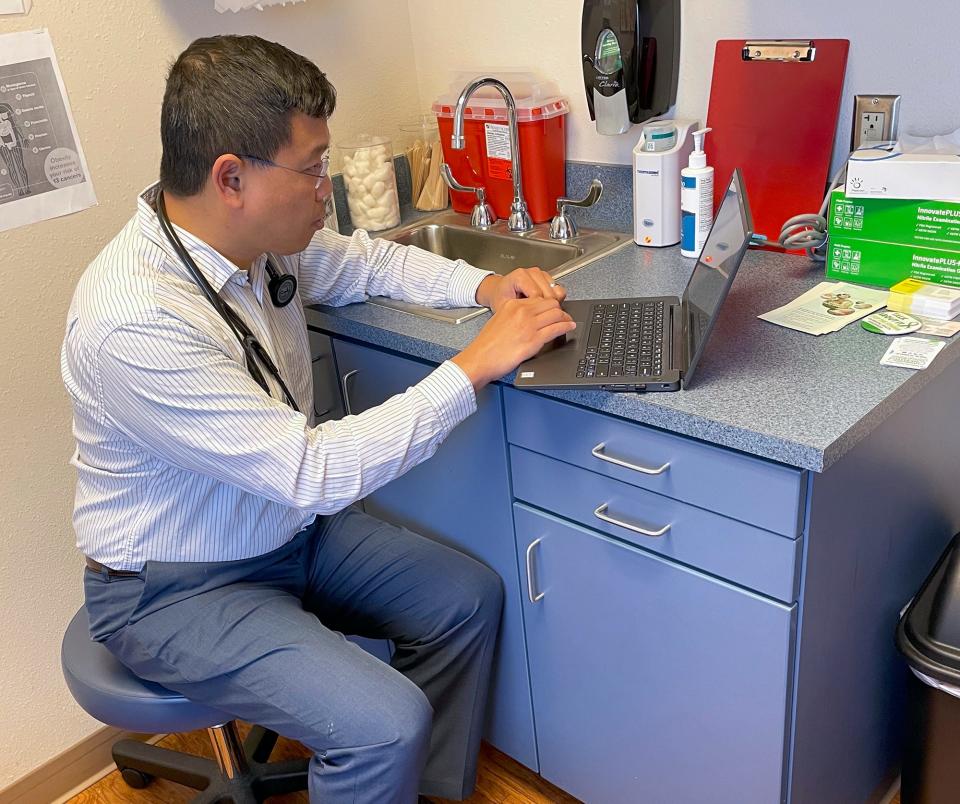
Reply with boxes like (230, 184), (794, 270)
(451, 297), (576, 391)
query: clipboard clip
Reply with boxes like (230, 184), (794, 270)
(742, 40), (816, 62)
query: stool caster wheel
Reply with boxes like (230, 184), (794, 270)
(119, 767), (154, 789)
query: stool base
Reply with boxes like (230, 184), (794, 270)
(112, 724), (309, 803)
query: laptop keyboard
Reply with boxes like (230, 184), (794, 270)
(578, 301), (665, 379)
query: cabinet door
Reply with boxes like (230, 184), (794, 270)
(307, 328), (344, 423)
(515, 503), (796, 804)
(332, 338), (539, 770)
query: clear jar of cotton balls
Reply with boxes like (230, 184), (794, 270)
(335, 135), (401, 232)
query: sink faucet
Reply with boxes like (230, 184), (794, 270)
(451, 77), (533, 233)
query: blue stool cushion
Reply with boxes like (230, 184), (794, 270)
(61, 608), (232, 733)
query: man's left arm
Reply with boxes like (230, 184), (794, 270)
(294, 227), (491, 309)
(293, 228), (565, 311)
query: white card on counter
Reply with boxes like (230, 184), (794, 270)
(916, 317), (960, 337)
(879, 337), (946, 370)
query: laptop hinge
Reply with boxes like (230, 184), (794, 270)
(670, 302), (686, 376)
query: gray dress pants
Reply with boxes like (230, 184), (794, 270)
(83, 507), (504, 803)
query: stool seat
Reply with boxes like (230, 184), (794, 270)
(61, 608), (231, 733)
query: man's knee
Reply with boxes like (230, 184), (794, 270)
(450, 556), (504, 633)
(384, 675), (433, 754)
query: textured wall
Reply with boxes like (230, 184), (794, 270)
(408, 0), (960, 173)
(0, 0), (420, 789)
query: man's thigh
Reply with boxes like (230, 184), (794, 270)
(102, 576), (429, 753)
(302, 507), (503, 647)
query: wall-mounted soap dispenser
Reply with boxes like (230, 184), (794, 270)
(581, 0), (681, 135)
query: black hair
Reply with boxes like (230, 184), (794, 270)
(159, 35), (336, 196)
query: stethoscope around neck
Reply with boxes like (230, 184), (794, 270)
(155, 190), (301, 413)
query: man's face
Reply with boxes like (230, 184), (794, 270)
(241, 112), (332, 256)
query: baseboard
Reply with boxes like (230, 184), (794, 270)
(0, 727), (160, 804)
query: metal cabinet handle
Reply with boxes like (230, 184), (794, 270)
(591, 442), (670, 476)
(593, 504), (671, 538)
(525, 538), (545, 603)
(341, 369), (359, 416)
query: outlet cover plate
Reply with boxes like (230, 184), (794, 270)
(851, 94), (901, 149)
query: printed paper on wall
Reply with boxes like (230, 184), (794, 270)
(0, 29), (97, 233)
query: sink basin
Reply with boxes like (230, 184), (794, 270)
(367, 209), (631, 323)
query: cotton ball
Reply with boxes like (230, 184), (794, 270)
(371, 181), (386, 198)
(363, 172), (379, 192)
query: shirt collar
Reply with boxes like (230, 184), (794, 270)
(137, 183), (267, 293)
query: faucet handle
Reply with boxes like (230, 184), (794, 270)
(550, 179), (603, 240)
(440, 164), (497, 229)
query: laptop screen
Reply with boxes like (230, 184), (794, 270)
(680, 169), (753, 386)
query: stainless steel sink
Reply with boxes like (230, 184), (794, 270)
(367, 209), (631, 323)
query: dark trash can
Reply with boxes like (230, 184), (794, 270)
(896, 532), (960, 804)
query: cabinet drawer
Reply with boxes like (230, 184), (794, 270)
(512, 446), (800, 602)
(504, 387), (804, 537)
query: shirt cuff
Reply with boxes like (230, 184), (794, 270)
(413, 359), (477, 435)
(447, 261), (494, 308)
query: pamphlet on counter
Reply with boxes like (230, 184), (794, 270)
(758, 282), (889, 335)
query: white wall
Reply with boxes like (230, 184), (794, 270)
(408, 0), (960, 173)
(0, 0), (420, 790)
(5, 0), (960, 791)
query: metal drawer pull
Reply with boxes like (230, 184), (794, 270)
(591, 442), (670, 475)
(525, 538), (545, 603)
(593, 504), (671, 538)
(341, 369), (359, 416)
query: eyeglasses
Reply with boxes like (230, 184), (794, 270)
(239, 151), (330, 190)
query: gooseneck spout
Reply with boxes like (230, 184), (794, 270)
(451, 77), (533, 233)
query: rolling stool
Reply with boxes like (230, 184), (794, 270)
(61, 607), (309, 803)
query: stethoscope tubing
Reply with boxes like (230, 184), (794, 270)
(155, 191), (301, 413)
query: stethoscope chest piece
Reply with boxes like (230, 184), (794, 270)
(265, 259), (298, 307)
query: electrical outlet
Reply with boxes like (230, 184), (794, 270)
(851, 94), (901, 150)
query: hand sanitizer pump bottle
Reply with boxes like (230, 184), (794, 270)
(680, 127), (714, 258)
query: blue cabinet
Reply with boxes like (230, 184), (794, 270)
(515, 503), (796, 804)
(309, 322), (960, 804)
(306, 328), (344, 423)
(329, 337), (539, 770)
(506, 388), (801, 804)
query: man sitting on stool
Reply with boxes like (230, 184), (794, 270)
(61, 34), (574, 803)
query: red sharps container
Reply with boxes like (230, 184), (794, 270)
(432, 74), (570, 225)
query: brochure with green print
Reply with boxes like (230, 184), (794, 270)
(759, 281), (888, 335)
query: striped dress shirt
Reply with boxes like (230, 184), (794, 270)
(61, 184), (492, 570)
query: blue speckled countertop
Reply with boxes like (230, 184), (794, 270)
(314, 167), (960, 473)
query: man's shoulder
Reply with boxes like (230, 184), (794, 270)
(71, 215), (182, 348)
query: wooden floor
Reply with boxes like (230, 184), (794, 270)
(67, 724), (903, 803)
(68, 724), (581, 803)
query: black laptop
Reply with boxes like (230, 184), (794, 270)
(515, 168), (753, 393)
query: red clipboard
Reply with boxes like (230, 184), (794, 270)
(706, 39), (849, 241)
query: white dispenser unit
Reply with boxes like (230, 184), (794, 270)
(632, 119), (697, 247)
